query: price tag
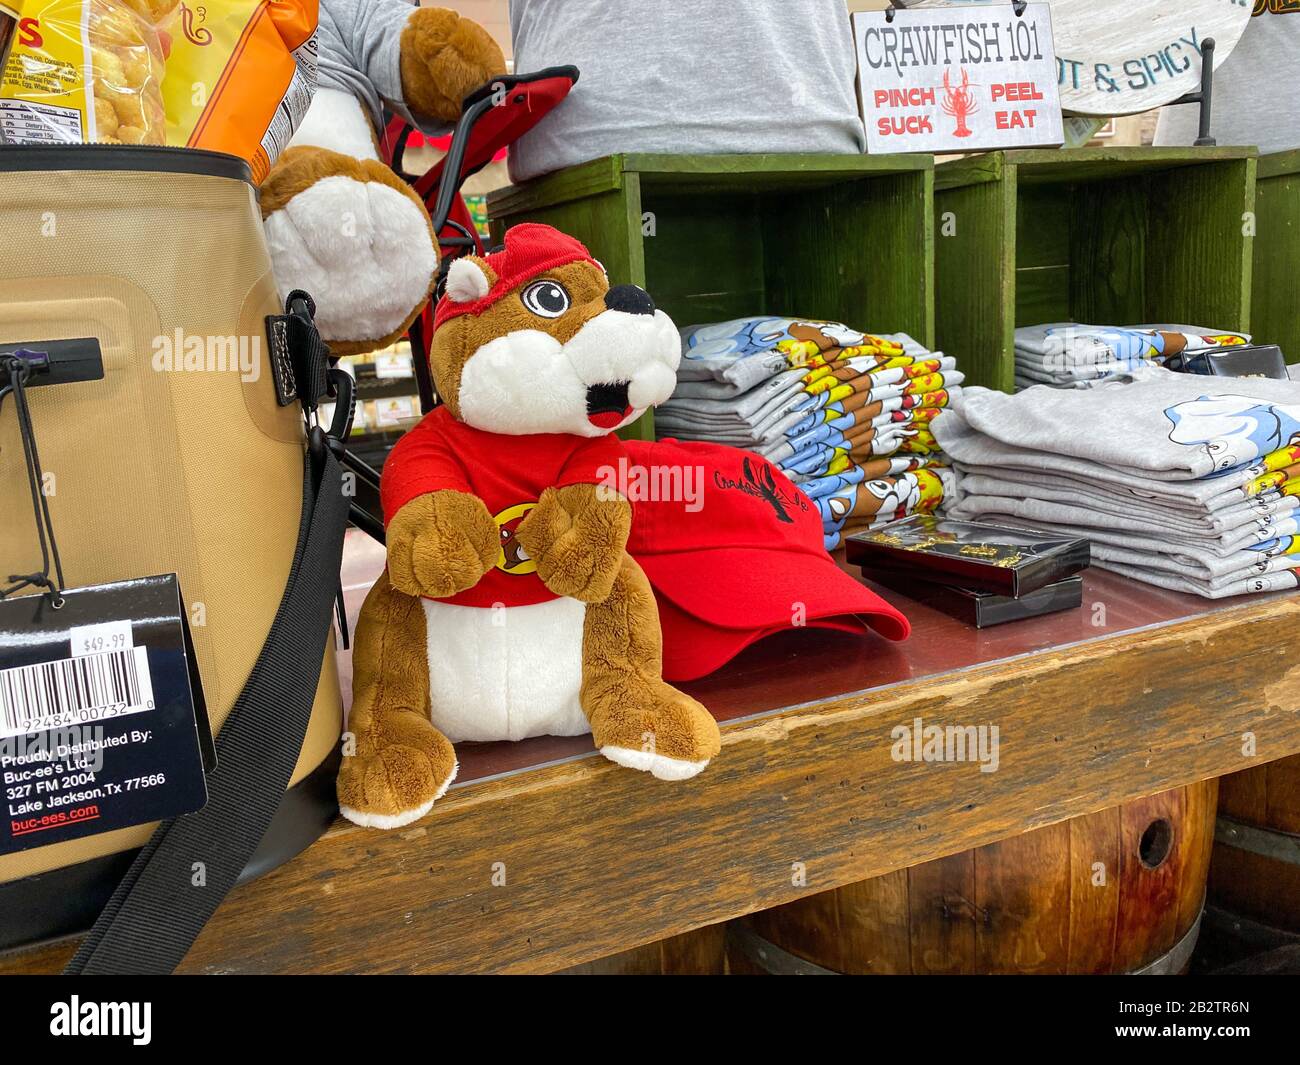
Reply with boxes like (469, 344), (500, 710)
(0, 574), (213, 856)
(69, 620), (134, 658)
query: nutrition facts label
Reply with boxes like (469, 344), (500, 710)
(260, 33), (319, 166)
(0, 99), (83, 144)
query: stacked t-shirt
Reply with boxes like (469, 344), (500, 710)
(932, 366), (1300, 599)
(1014, 323), (1252, 391)
(664, 317), (962, 549)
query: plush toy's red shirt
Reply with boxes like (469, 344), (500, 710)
(381, 405), (629, 608)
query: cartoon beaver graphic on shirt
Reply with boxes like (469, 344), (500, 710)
(337, 225), (721, 829)
(1164, 394), (1300, 473)
(786, 320), (867, 352)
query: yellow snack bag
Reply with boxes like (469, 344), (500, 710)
(163, 0), (317, 182)
(1, 2), (21, 76)
(0, 0), (316, 181)
(1, 0), (175, 144)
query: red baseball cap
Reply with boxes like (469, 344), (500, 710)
(623, 438), (910, 681)
(653, 597), (873, 682)
(433, 223), (597, 330)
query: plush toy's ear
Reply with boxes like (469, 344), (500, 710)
(446, 257), (495, 303)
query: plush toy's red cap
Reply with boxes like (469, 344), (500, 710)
(433, 223), (598, 330)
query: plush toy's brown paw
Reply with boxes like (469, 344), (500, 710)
(587, 683), (721, 782)
(516, 484), (632, 603)
(386, 490), (500, 600)
(400, 9), (507, 124)
(261, 145), (438, 358)
(338, 714), (458, 830)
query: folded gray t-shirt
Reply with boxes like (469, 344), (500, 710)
(677, 327), (931, 393)
(1093, 559), (1298, 600)
(937, 420), (1275, 507)
(953, 459), (1295, 517)
(949, 498), (1300, 594)
(953, 491), (1296, 558)
(958, 472), (1297, 544)
(935, 367), (1300, 480)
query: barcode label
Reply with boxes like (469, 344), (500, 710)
(0, 648), (155, 739)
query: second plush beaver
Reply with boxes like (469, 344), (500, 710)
(338, 223), (722, 829)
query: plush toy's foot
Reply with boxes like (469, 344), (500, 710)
(400, 9), (508, 124)
(338, 712), (458, 829)
(588, 683), (721, 783)
(261, 144), (437, 357)
(599, 744), (711, 782)
(581, 553), (721, 781)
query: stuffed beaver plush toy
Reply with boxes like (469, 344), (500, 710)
(261, 0), (506, 357)
(338, 223), (723, 828)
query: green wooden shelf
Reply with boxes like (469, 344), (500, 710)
(934, 147), (1259, 391)
(488, 153), (935, 439)
(1253, 150), (1300, 366)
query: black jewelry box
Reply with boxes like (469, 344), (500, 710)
(863, 569), (1084, 628)
(845, 515), (1090, 597)
(1171, 344), (1288, 380)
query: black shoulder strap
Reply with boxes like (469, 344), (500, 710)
(64, 296), (348, 975)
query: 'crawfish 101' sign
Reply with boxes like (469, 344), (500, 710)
(851, 3), (1064, 154)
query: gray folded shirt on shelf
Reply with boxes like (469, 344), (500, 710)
(942, 366), (1300, 479)
(676, 323), (931, 392)
(1012, 323), (1253, 390)
(947, 504), (1300, 599)
(931, 366), (1300, 599)
(951, 473), (1294, 540)
(949, 493), (1299, 572)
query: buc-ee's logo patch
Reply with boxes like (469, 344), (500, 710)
(494, 502), (537, 574)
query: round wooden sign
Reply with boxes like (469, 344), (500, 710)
(902, 0), (1253, 116)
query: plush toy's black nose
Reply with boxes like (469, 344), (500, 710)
(604, 284), (656, 316)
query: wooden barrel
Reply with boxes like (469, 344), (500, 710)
(728, 780), (1217, 975)
(555, 925), (726, 975)
(1209, 754), (1300, 933)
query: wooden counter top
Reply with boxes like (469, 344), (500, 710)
(5, 534), (1298, 974)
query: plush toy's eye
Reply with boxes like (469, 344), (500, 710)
(521, 280), (571, 318)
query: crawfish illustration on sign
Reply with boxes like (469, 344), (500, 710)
(942, 68), (979, 138)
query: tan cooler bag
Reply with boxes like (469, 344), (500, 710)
(0, 145), (349, 971)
